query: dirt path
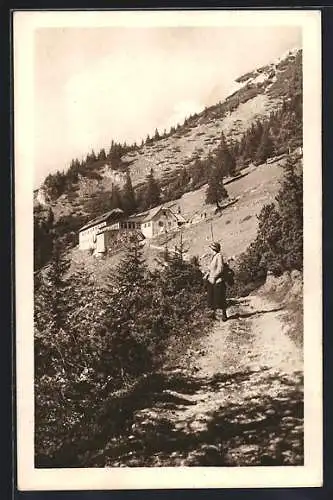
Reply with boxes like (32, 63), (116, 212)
(104, 296), (303, 467)
(193, 295), (302, 378)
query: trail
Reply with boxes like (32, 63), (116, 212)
(104, 295), (303, 467)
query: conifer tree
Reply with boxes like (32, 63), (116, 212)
(121, 171), (137, 215)
(159, 230), (202, 307)
(110, 183), (122, 210)
(115, 236), (147, 292)
(179, 167), (190, 188)
(143, 168), (161, 209)
(205, 166), (228, 208)
(190, 159), (205, 188)
(255, 123), (274, 165)
(34, 241), (71, 376)
(216, 133), (236, 177)
(98, 148), (107, 161)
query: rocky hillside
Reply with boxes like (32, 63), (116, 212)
(34, 48), (301, 224)
(68, 151), (303, 286)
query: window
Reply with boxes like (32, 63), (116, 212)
(158, 220), (164, 227)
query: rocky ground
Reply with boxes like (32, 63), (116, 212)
(97, 291), (303, 468)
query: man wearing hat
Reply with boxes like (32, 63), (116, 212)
(203, 241), (228, 321)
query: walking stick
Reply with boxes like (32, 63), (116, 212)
(210, 221), (214, 241)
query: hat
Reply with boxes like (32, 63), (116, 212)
(209, 242), (221, 253)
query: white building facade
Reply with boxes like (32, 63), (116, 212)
(79, 206), (186, 253)
(78, 208), (124, 250)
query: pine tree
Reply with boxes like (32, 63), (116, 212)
(122, 171), (136, 215)
(179, 167), (190, 189)
(215, 133), (236, 177)
(143, 168), (161, 209)
(34, 241), (71, 375)
(159, 230), (202, 301)
(275, 160), (303, 270)
(98, 148), (107, 161)
(116, 236), (147, 292)
(236, 158), (303, 287)
(205, 166), (228, 208)
(110, 183), (122, 210)
(154, 128), (160, 140)
(190, 159), (205, 188)
(242, 120), (264, 162)
(255, 123), (274, 165)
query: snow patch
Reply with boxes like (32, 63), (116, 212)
(273, 47), (300, 66)
(250, 72), (269, 85)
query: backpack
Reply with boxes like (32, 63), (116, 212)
(223, 262), (235, 286)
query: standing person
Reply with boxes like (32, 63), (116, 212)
(203, 242), (228, 321)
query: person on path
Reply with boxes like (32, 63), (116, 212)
(203, 242), (228, 321)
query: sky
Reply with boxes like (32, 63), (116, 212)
(34, 26), (301, 187)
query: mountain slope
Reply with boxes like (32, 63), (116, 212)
(35, 48), (301, 216)
(34, 47), (302, 272)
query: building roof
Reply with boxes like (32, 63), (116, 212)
(174, 212), (186, 223)
(128, 210), (150, 223)
(129, 206), (175, 223)
(79, 208), (124, 232)
(143, 206), (164, 222)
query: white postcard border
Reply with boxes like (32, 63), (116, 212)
(14, 9), (322, 490)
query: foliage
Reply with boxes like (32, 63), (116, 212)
(43, 171), (67, 200)
(34, 206), (54, 270)
(254, 123), (275, 165)
(141, 168), (162, 210)
(110, 183), (123, 210)
(232, 160), (303, 296)
(121, 171), (137, 215)
(34, 233), (211, 467)
(205, 165), (229, 208)
(215, 133), (236, 177)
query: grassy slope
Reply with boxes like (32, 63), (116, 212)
(69, 157), (286, 280)
(152, 160), (286, 260)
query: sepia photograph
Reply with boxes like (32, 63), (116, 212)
(14, 9), (322, 490)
